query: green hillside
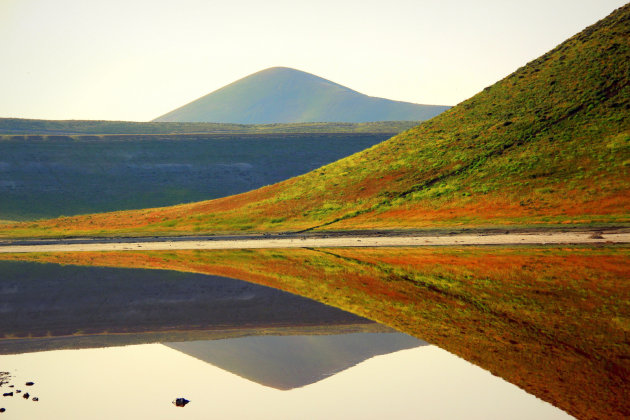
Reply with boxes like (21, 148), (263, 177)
(2, 5), (629, 237)
(153, 67), (450, 123)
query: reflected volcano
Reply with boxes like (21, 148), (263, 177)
(166, 332), (425, 390)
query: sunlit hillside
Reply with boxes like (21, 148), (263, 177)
(2, 5), (628, 238)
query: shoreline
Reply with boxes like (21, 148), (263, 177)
(0, 229), (628, 253)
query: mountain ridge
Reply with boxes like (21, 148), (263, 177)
(153, 67), (450, 123)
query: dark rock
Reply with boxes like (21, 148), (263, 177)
(32, 397), (38, 402)
(25, 382), (34, 387)
(172, 397), (190, 407)
(22, 393), (29, 399)
(2, 393), (11, 397)
(15, 390), (20, 394)
(0, 408), (5, 413)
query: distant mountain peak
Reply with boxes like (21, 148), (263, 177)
(153, 67), (449, 124)
(258, 66), (309, 74)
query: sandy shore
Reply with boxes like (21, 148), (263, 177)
(0, 231), (627, 253)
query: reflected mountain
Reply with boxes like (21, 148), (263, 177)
(166, 332), (425, 390)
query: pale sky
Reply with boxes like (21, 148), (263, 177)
(0, 0), (626, 122)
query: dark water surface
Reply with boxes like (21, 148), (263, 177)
(0, 260), (374, 347)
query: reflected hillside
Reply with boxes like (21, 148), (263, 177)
(166, 333), (424, 390)
(1, 246), (628, 419)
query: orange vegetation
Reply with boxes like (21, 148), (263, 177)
(332, 190), (630, 229)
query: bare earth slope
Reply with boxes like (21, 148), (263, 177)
(1, 5), (629, 238)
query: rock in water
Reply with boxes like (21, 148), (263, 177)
(172, 397), (190, 407)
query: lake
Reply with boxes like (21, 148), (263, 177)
(0, 246), (627, 418)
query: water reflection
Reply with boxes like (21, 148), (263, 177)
(0, 260), (380, 354)
(1, 338), (570, 419)
(0, 246), (628, 419)
(166, 333), (424, 390)
(0, 259), (568, 419)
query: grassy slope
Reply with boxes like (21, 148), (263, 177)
(2, 246), (627, 419)
(1, 6), (629, 238)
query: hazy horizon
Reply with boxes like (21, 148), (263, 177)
(1, 0), (626, 121)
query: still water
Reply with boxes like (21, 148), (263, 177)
(0, 258), (581, 419)
(0, 335), (570, 419)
